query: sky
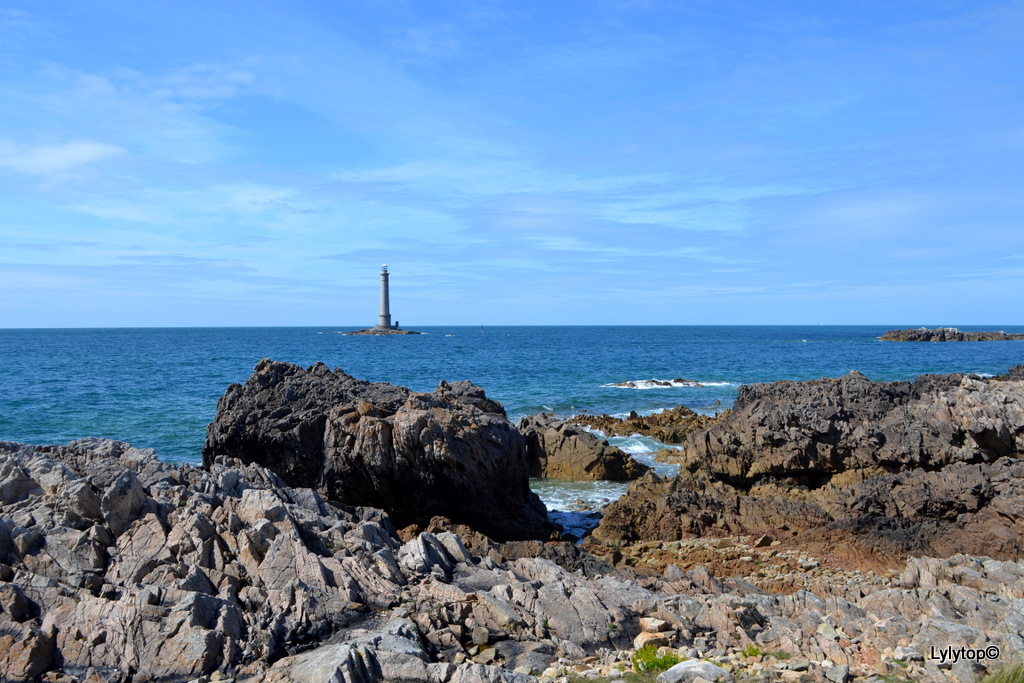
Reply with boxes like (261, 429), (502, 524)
(1, 1), (1022, 327)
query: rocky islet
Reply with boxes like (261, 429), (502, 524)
(2, 361), (1024, 682)
(880, 327), (1024, 342)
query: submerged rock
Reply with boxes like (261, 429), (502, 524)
(203, 360), (555, 542)
(570, 405), (724, 444)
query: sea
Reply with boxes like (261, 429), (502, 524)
(3, 325), (1022, 534)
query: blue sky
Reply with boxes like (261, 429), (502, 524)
(1, 1), (1022, 327)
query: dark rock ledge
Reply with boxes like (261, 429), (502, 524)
(592, 365), (1024, 565)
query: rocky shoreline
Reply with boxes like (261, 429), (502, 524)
(2, 361), (1024, 682)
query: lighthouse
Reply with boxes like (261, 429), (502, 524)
(378, 264), (392, 329)
(345, 265), (418, 334)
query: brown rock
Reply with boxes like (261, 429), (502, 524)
(518, 414), (650, 481)
(570, 405), (724, 444)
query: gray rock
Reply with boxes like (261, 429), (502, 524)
(825, 664), (850, 683)
(101, 469), (148, 537)
(657, 659), (734, 683)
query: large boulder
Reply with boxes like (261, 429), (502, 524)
(203, 359), (555, 541)
(517, 414), (650, 481)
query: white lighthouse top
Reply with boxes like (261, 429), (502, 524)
(382, 264), (388, 272)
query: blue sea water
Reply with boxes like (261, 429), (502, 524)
(2, 325), (1022, 523)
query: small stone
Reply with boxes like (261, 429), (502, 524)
(634, 631), (672, 650)
(816, 623), (840, 640)
(640, 617), (669, 633)
(891, 646), (923, 662)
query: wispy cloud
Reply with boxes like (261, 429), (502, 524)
(0, 138), (124, 176)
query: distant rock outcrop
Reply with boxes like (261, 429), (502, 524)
(881, 326), (1024, 341)
(517, 414), (650, 481)
(203, 359), (555, 541)
(592, 367), (1024, 562)
(344, 326), (421, 335)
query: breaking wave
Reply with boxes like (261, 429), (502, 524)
(601, 378), (736, 389)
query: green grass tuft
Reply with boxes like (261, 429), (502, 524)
(631, 645), (681, 673)
(982, 663), (1024, 683)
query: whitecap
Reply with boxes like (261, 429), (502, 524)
(601, 378), (736, 389)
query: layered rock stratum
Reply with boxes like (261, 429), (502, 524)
(203, 360), (554, 542)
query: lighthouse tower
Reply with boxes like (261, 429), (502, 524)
(378, 265), (392, 329)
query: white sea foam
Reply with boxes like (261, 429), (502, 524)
(530, 479), (628, 511)
(608, 435), (680, 478)
(601, 378), (736, 389)
(530, 433), (681, 517)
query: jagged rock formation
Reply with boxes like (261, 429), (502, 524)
(3, 438), (1024, 682)
(516, 414), (650, 481)
(881, 327), (1024, 341)
(593, 368), (1024, 562)
(674, 370), (1024, 488)
(569, 405), (724, 445)
(203, 360), (554, 541)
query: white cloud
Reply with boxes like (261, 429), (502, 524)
(0, 138), (124, 176)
